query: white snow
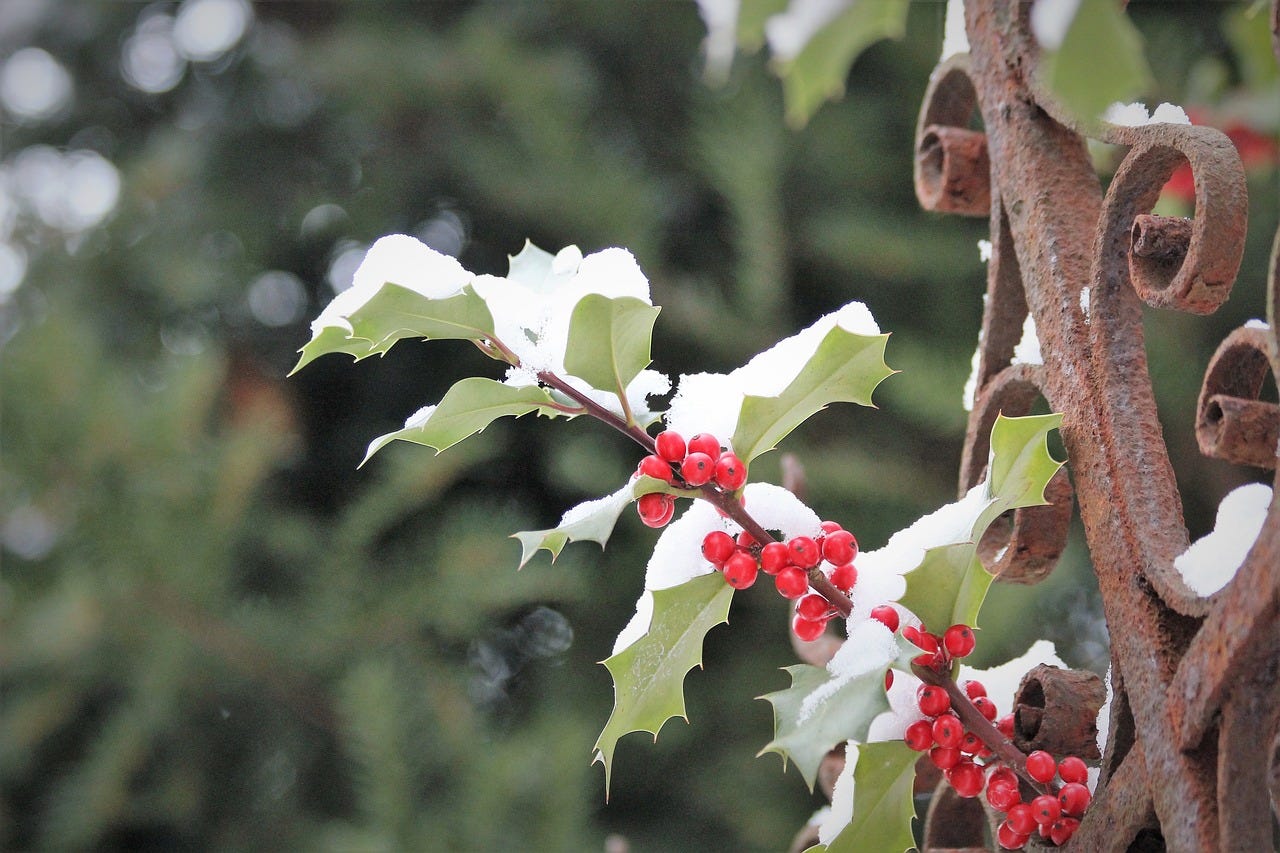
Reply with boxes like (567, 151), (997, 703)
(817, 741), (858, 844)
(940, 0), (968, 59)
(741, 482), (824, 540)
(977, 239), (993, 263)
(664, 302), (880, 449)
(557, 482), (634, 529)
(404, 404), (436, 430)
(1030, 0), (1081, 51)
(1174, 483), (1273, 596)
(1012, 314), (1043, 366)
(1102, 101), (1192, 127)
(799, 620), (898, 722)
(695, 0), (740, 81)
(962, 343), (981, 412)
(1094, 664), (1112, 764)
(1079, 286), (1090, 323)
(957, 639), (1067, 715)
(765, 0), (851, 61)
(1245, 318), (1270, 330)
(866, 670), (926, 743)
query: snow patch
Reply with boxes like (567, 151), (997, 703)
(866, 670), (926, 743)
(1079, 286), (1090, 323)
(1030, 0), (1081, 51)
(404, 404), (436, 430)
(1174, 483), (1272, 596)
(1012, 314), (1043, 366)
(958, 639), (1066, 715)
(799, 620), (898, 723)
(940, 0), (968, 59)
(1244, 318), (1269, 330)
(695, 0), (740, 80)
(817, 741), (858, 844)
(1094, 664), (1112, 763)
(1103, 101), (1192, 127)
(977, 239), (992, 263)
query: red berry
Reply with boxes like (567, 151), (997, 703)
(701, 530), (736, 565)
(972, 696), (998, 721)
(1025, 750), (1056, 784)
(680, 452), (715, 486)
(774, 566), (808, 599)
(929, 746), (961, 770)
(821, 529), (858, 566)
(947, 760), (984, 798)
(687, 432), (720, 458)
(869, 605), (899, 632)
(796, 593), (829, 621)
(904, 720), (933, 751)
(636, 493), (675, 527)
(1049, 817), (1080, 846)
(1006, 802), (1037, 836)
(792, 614), (828, 642)
(961, 679), (987, 700)
(986, 779), (1021, 811)
(654, 430), (685, 462)
(996, 820), (1029, 850)
(736, 530), (756, 549)
(636, 454), (673, 482)
(997, 714), (1016, 738)
(759, 542), (790, 574)
(884, 670), (894, 691)
(713, 452), (747, 490)
(916, 684), (950, 717)
(1031, 794), (1061, 826)
(829, 563), (857, 592)
(932, 713), (964, 749)
(943, 624), (976, 658)
(904, 626), (939, 653)
(722, 552), (759, 589)
(988, 766), (1018, 789)
(1057, 782), (1091, 817)
(819, 520), (843, 534)
(787, 536), (820, 568)
(1057, 755), (1088, 785)
(959, 731), (983, 755)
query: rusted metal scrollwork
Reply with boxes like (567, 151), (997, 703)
(906, 2), (1280, 851)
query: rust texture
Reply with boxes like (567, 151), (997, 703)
(911, 1), (1279, 850)
(1011, 665), (1105, 760)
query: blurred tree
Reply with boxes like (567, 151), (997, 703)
(0, 1), (1274, 850)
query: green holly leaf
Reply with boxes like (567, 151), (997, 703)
(593, 573), (735, 796)
(773, 0), (909, 128)
(758, 664), (889, 791)
(563, 295), (660, 399)
(362, 378), (560, 465)
(511, 476), (672, 569)
(808, 741), (918, 853)
(736, 0), (788, 52)
(898, 413), (1064, 633)
(291, 285), (494, 374)
(1039, 0), (1153, 127)
(507, 239), (571, 293)
(732, 327), (893, 463)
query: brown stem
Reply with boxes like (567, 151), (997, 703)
(913, 663), (1053, 798)
(536, 370), (655, 452)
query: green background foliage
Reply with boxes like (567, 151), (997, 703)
(1, 2), (1275, 850)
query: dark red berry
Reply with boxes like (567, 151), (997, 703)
(819, 520), (843, 535)
(972, 696), (997, 721)
(821, 529), (858, 566)
(759, 542), (790, 574)
(701, 530), (736, 565)
(638, 456), (671, 484)
(932, 713), (964, 749)
(904, 626), (939, 653)
(916, 684), (950, 717)
(988, 766), (1018, 790)
(713, 452), (747, 490)
(959, 731), (983, 755)
(929, 746), (961, 770)
(829, 563), (857, 592)
(943, 624), (976, 658)
(884, 670), (894, 691)
(986, 779), (1021, 811)
(680, 452), (715, 486)
(654, 430), (685, 462)
(687, 432), (720, 458)
(1031, 794), (1061, 826)
(1057, 782), (1091, 817)
(796, 593), (829, 621)
(947, 760), (984, 798)
(961, 679), (987, 700)
(792, 614), (828, 642)
(1006, 802), (1037, 835)
(1048, 817), (1080, 846)
(722, 552), (758, 589)
(1025, 750), (1056, 784)
(636, 493), (675, 527)
(997, 714), (1015, 738)
(787, 536), (820, 568)
(869, 605), (900, 632)
(736, 530), (756, 549)
(996, 820), (1029, 850)
(774, 566), (808, 599)
(1057, 755), (1088, 785)
(904, 720), (933, 751)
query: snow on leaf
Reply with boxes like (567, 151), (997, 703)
(511, 477), (670, 569)
(807, 740), (917, 853)
(731, 326), (893, 463)
(593, 573), (735, 796)
(758, 660), (888, 791)
(897, 413), (1064, 633)
(361, 377), (560, 465)
(563, 294), (660, 401)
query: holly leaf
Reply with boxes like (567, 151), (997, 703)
(362, 378), (560, 464)
(593, 573), (735, 795)
(732, 327), (893, 463)
(758, 664), (889, 791)
(809, 741), (918, 853)
(1039, 0), (1153, 127)
(773, 0), (909, 128)
(564, 295), (660, 398)
(898, 413), (1064, 633)
(511, 476), (671, 569)
(292, 284), (494, 373)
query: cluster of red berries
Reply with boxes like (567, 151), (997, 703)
(990, 750), (1092, 849)
(700, 519), (859, 640)
(903, 678), (998, 800)
(634, 430), (747, 528)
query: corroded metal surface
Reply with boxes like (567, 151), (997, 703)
(911, 1), (1279, 850)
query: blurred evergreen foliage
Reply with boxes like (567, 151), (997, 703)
(0, 2), (1274, 850)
